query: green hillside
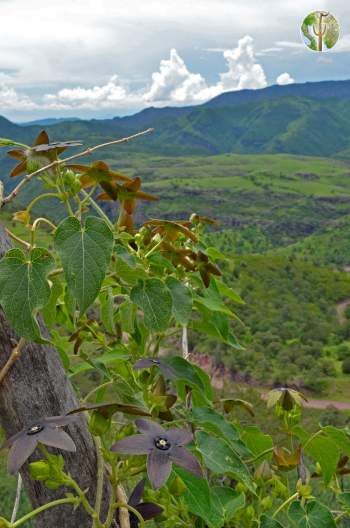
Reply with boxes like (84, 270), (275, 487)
(1, 81), (350, 158)
(125, 152), (350, 248)
(2, 117), (350, 394)
(193, 254), (350, 392)
(2, 150), (350, 247)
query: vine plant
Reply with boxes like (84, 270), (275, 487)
(0, 130), (350, 527)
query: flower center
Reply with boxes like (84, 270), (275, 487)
(26, 424), (44, 436)
(154, 436), (171, 451)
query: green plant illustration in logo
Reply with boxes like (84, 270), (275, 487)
(301, 11), (339, 52)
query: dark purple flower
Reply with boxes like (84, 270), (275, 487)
(121, 479), (163, 527)
(1, 415), (77, 474)
(133, 358), (175, 379)
(111, 419), (202, 489)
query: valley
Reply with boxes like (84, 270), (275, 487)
(2, 148), (350, 398)
(2, 79), (350, 400)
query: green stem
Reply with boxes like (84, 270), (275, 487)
(12, 497), (77, 527)
(80, 190), (114, 231)
(4, 229), (30, 250)
(144, 239), (163, 258)
(93, 436), (104, 528)
(38, 444), (103, 527)
(272, 492), (299, 518)
(30, 217), (56, 247)
(116, 205), (125, 231)
(83, 380), (113, 403)
(245, 447), (274, 465)
(114, 501), (145, 527)
(303, 429), (322, 449)
(48, 267), (64, 278)
(26, 192), (60, 213)
(63, 195), (75, 216)
(104, 492), (117, 528)
(57, 172), (75, 217)
(77, 185), (96, 219)
(335, 511), (349, 523)
(66, 477), (103, 527)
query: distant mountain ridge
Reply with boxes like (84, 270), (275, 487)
(20, 117), (82, 126)
(1, 79), (350, 158)
(204, 79), (350, 108)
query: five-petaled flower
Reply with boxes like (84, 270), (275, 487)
(133, 358), (176, 379)
(266, 387), (308, 411)
(8, 130), (81, 178)
(111, 419), (202, 489)
(119, 478), (163, 527)
(1, 415), (77, 474)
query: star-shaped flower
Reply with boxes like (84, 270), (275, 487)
(133, 358), (176, 379)
(1, 415), (77, 474)
(195, 250), (221, 288)
(8, 130), (81, 177)
(97, 176), (158, 207)
(143, 219), (197, 242)
(267, 387), (308, 411)
(67, 160), (132, 189)
(111, 419), (202, 489)
(121, 479), (163, 527)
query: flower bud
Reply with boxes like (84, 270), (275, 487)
(29, 460), (51, 480)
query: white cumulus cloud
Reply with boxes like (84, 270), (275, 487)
(276, 72), (295, 85)
(0, 35), (298, 116)
(144, 36), (268, 105)
(219, 35), (267, 91)
(143, 48), (210, 103)
(44, 75), (128, 109)
(0, 84), (37, 110)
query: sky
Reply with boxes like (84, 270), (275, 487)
(0, 0), (349, 121)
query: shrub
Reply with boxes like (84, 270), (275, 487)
(342, 357), (350, 374)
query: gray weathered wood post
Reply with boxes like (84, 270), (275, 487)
(0, 225), (111, 527)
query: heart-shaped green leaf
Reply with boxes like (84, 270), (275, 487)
(241, 426), (273, 461)
(260, 516), (285, 528)
(196, 431), (255, 493)
(131, 278), (172, 332)
(0, 247), (54, 341)
(211, 486), (245, 523)
(165, 276), (192, 325)
(173, 467), (219, 528)
(288, 500), (336, 528)
(54, 216), (114, 314)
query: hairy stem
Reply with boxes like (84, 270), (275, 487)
(104, 463), (117, 528)
(144, 239), (163, 259)
(0, 338), (26, 385)
(272, 492), (299, 518)
(66, 476), (103, 527)
(303, 429), (322, 449)
(1, 129), (154, 208)
(11, 497), (77, 527)
(245, 447), (274, 465)
(26, 192), (61, 213)
(93, 436), (105, 528)
(4, 229), (30, 250)
(82, 380), (114, 403)
(80, 190), (115, 231)
(114, 501), (145, 527)
(30, 217), (56, 247)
